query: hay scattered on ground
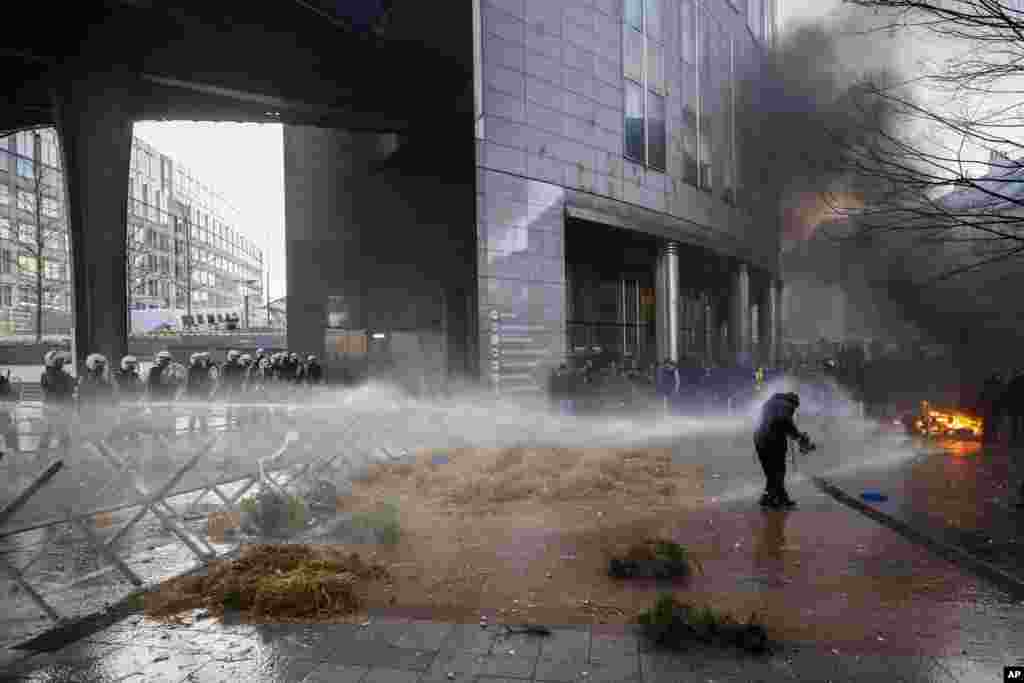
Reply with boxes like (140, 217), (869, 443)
(144, 544), (390, 623)
(362, 446), (704, 510)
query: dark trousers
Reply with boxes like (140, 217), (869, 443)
(755, 442), (789, 501)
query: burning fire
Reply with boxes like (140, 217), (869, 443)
(914, 403), (982, 439)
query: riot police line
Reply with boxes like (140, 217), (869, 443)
(32, 348), (325, 450)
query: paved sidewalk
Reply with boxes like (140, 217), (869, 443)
(0, 611), (1015, 683)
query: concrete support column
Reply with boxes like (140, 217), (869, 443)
(772, 278), (783, 366)
(702, 291), (715, 365)
(730, 262), (751, 365)
(759, 277), (779, 367)
(54, 73), (134, 371)
(655, 241), (680, 363)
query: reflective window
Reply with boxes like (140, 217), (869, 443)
(624, 26), (644, 83)
(625, 81), (646, 162)
(19, 223), (34, 244)
(625, 0), (643, 31)
(0, 184), (8, 205)
(645, 0), (661, 41)
(622, 0), (665, 171)
(0, 218), (10, 240)
(647, 41), (664, 94)
(42, 197), (60, 219)
(0, 285), (11, 306)
(17, 191), (35, 214)
(647, 92), (666, 170)
(681, 64), (699, 186)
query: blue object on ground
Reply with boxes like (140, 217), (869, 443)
(431, 454), (449, 466)
(861, 491), (888, 502)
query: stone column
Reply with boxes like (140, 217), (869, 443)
(703, 291), (715, 365)
(655, 241), (680, 363)
(730, 262), (751, 365)
(54, 72), (135, 371)
(760, 277), (779, 367)
(772, 279), (783, 366)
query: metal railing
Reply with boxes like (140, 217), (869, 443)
(0, 395), (410, 626)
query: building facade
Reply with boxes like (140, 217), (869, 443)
(285, 0), (783, 394)
(0, 130), (264, 336)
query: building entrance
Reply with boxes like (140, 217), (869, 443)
(565, 218), (657, 369)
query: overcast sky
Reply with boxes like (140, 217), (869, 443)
(131, 121), (286, 302)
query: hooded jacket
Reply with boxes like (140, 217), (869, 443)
(755, 393), (803, 451)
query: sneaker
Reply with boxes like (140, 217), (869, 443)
(779, 496), (797, 509)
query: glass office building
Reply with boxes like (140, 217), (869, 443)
(0, 131), (264, 334)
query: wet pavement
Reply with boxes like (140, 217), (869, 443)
(2, 476), (1024, 681)
(824, 437), (1024, 583)
(3, 408), (1024, 681)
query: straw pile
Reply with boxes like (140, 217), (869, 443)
(144, 544), (390, 623)
(361, 446), (703, 509)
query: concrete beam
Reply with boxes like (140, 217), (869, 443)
(54, 72), (135, 370)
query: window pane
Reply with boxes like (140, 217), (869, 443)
(645, 0), (661, 40)
(625, 0), (643, 31)
(681, 64), (700, 186)
(647, 91), (666, 170)
(0, 185), (8, 205)
(624, 26), (644, 83)
(680, 0), (696, 65)
(647, 40), (664, 94)
(0, 218), (10, 240)
(625, 81), (646, 161)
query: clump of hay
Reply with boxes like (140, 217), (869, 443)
(373, 446), (704, 509)
(143, 544), (390, 623)
(609, 539), (703, 579)
(638, 594), (769, 654)
(239, 490), (308, 537)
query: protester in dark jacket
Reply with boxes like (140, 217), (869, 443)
(754, 392), (813, 509)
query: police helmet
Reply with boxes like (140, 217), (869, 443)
(43, 351), (57, 367)
(240, 354), (252, 364)
(227, 349), (241, 361)
(156, 350), (173, 363)
(121, 355), (138, 370)
(85, 353), (108, 371)
(307, 355), (317, 362)
(190, 352), (204, 364)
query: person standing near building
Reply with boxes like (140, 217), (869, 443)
(754, 392), (815, 509)
(40, 351), (75, 453)
(78, 354), (117, 439)
(185, 352), (215, 433)
(549, 363), (572, 416)
(304, 355), (323, 387)
(111, 355), (144, 445)
(147, 350), (181, 438)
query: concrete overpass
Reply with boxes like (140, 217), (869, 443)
(3, 0), (473, 370)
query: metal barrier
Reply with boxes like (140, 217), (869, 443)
(0, 396), (378, 625)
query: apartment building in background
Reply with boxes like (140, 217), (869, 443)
(0, 129), (264, 335)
